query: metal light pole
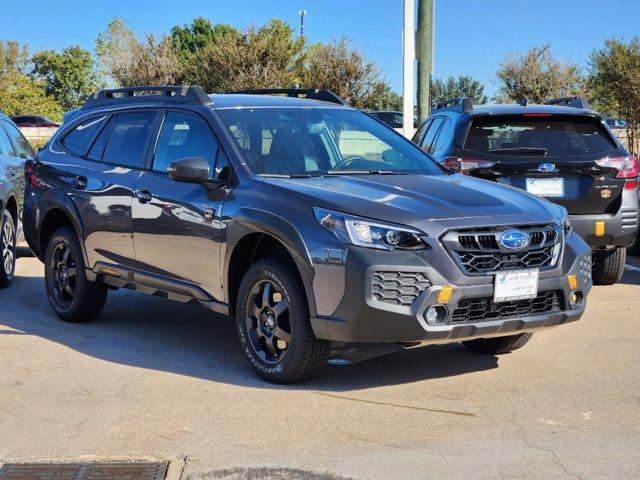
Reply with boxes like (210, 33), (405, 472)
(299, 10), (307, 36)
(402, 0), (415, 138)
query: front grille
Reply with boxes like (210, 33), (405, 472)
(371, 271), (431, 306)
(452, 290), (564, 323)
(442, 224), (562, 275)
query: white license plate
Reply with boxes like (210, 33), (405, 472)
(494, 269), (539, 303)
(526, 177), (564, 197)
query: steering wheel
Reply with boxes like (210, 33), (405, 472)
(331, 155), (371, 171)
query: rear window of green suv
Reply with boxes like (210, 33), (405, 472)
(465, 115), (616, 157)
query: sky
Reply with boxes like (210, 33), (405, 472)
(1, 0), (638, 98)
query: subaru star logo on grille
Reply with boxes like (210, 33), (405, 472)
(500, 230), (530, 250)
(538, 163), (556, 173)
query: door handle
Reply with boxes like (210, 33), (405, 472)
(134, 189), (153, 203)
(72, 176), (87, 190)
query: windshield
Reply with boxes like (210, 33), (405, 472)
(465, 115), (617, 157)
(216, 107), (443, 176)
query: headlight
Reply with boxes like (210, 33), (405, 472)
(313, 207), (428, 251)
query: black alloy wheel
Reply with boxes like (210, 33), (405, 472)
(245, 279), (292, 364)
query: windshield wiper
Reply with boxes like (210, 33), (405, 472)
(326, 169), (405, 175)
(259, 173), (323, 178)
(487, 147), (548, 156)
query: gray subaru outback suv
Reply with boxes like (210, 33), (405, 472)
(24, 86), (592, 383)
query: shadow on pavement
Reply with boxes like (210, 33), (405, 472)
(0, 274), (499, 391)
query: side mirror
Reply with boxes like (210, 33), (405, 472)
(167, 157), (211, 182)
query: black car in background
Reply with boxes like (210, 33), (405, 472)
(10, 115), (60, 128)
(369, 111), (416, 130)
(0, 112), (34, 287)
(412, 97), (639, 284)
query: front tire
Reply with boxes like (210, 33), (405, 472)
(463, 333), (533, 355)
(44, 227), (108, 322)
(592, 247), (626, 285)
(236, 257), (330, 383)
(0, 209), (17, 288)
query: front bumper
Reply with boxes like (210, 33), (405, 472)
(309, 233), (592, 344)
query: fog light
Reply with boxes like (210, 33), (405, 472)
(425, 305), (448, 325)
(568, 290), (584, 309)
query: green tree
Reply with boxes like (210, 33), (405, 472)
(494, 44), (584, 104)
(588, 38), (640, 153)
(0, 41), (30, 74)
(31, 46), (99, 110)
(195, 19), (306, 92)
(171, 17), (238, 76)
(96, 18), (181, 87)
(431, 75), (487, 106)
(303, 38), (394, 110)
(0, 70), (63, 121)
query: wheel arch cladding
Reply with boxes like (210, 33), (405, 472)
(39, 206), (87, 264)
(226, 222), (316, 319)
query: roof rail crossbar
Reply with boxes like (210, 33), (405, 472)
(230, 88), (348, 106)
(545, 96), (592, 110)
(83, 85), (211, 109)
(433, 97), (473, 113)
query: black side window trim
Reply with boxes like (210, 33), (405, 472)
(85, 115), (115, 162)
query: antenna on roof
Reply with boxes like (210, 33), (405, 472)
(519, 98), (529, 106)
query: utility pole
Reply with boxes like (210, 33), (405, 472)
(402, 0), (415, 138)
(417, 0), (434, 124)
(299, 10), (307, 36)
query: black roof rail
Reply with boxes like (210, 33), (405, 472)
(545, 96), (592, 110)
(82, 85), (212, 109)
(229, 88), (348, 106)
(432, 97), (473, 113)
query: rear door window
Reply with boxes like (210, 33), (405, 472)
(63, 115), (108, 157)
(465, 116), (617, 156)
(103, 112), (156, 168)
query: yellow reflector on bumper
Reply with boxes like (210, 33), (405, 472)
(438, 286), (453, 303)
(568, 274), (578, 290)
(595, 221), (605, 237)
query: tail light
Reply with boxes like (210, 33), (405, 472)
(25, 161), (43, 188)
(444, 157), (497, 175)
(594, 155), (639, 179)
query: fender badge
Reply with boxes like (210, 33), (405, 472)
(600, 189), (612, 199)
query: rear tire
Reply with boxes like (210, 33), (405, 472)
(236, 257), (330, 383)
(463, 333), (533, 355)
(44, 227), (108, 322)
(0, 209), (17, 288)
(592, 247), (626, 285)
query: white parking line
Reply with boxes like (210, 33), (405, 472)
(625, 264), (640, 273)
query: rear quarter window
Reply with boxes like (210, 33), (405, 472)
(62, 115), (108, 157)
(464, 115), (617, 157)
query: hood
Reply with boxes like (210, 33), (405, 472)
(262, 174), (565, 233)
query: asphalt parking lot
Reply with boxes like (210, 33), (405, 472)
(1, 254), (639, 480)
